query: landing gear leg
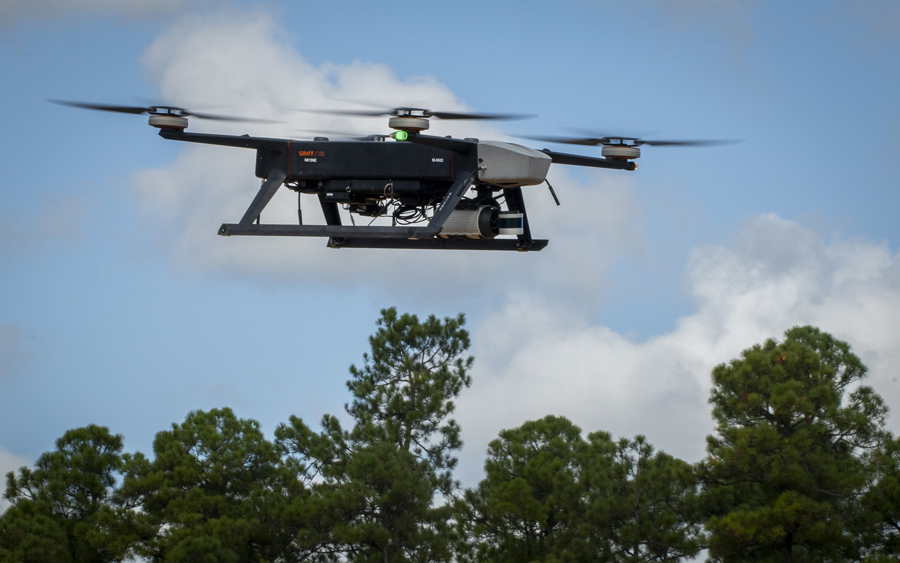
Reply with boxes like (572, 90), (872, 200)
(503, 187), (535, 251)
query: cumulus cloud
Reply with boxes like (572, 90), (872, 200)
(0, 325), (28, 381)
(455, 214), (900, 484)
(0, 0), (208, 27)
(0, 447), (31, 514)
(132, 12), (643, 306)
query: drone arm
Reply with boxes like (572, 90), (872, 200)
(158, 129), (286, 151)
(539, 149), (636, 171)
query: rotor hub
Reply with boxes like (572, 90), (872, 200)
(148, 114), (189, 130)
(601, 145), (640, 160)
(388, 116), (430, 132)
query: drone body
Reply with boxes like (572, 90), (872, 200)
(156, 125), (633, 251)
(53, 101), (729, 252)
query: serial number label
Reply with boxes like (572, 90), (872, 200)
(304, 158), (317, 162)
(432, 158), (444, 163)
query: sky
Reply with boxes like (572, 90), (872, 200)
(2, 0), (900, 509)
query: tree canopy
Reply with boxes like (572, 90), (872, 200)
(1, 425), (131, 563)
(460, 415), (703, 563)
(274, 307), (473, 563)
(1, 318), (895, 563)
(119, 407), (297, 562)
(460, 415), (586, 562)
(702, 326), (891, 562)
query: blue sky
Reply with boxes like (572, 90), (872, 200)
(2, 0), (900, 498)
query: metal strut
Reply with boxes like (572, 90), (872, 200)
(239, 169), (288, 226)
(503, 187), (537, 251)
(219, 169), (479, 239)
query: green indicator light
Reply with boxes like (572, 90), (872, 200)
(393, 131), (409, 141)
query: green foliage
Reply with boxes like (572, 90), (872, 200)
(0, 502), (72, 563)
(461, 415), (586, 563)
(0, 424), (130, 563)
(276, 307), (473, 563)
(702, 325), (890, 562)
(3, 317), (896, 563)
(120, 407), (300, 562)
(858, 435), (900, 560)
(461, 416), (702, 563)
(346, 306), (473, 489)
(580, 434), (703, 562)
(167, 536), (240, 563)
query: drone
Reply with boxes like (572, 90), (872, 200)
(53, 100), (730, 252)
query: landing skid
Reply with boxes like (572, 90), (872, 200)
(329, 237), (548, 251)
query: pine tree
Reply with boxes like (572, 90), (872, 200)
(581, 434), (703, 562)
(1, 425), (133, 563)
(702, 326), (889, 562)
(120, 408), (299, 562)
(460, 415), (586, 563)
(276, 307), (473, 563)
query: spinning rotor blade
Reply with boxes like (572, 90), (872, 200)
(520, 134), (618, 146)
(49, 100), (279, 122)
(426, 110), (533, 120)
(520, 132), (738, 147)
(637, 139), (738, 147)
(178, 110), (278, 122)
(49, 100), (150, 115)
(307, 106), (533, 121)
(306, 109), (389, 118)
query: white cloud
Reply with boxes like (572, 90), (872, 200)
(132, 11), (643, 306)
(0, 0), (208, 27)
(0, 447), (32, 514)
(0, 325), (28, 381)
(455, 214), (900, 484)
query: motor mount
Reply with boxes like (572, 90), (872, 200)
(601, 145), (641, 159)
(149, 115), (189, 130)
(388, 116), (430, 131)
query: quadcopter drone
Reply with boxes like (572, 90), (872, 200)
(53, 101), (729, 252)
